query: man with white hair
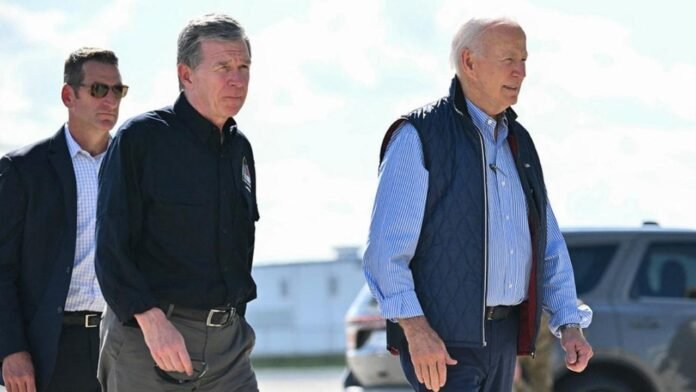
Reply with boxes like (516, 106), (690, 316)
(363, 18), (593, 391)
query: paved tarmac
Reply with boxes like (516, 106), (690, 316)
(0, 366), (411, 391)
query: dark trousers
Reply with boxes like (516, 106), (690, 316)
(399, 312), (519, 392)
(45, 324), (101, 392)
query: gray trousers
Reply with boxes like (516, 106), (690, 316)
(98, 307), (258, 392)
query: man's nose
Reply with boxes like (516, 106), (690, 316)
(514, 61), (526, 79)
(227, 70), (247, 86)
(103, 89), (121, 107)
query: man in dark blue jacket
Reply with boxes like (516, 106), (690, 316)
(363, 18), (593, 391)
(0, 48), (126, 392)
(96, 14), (259, 392)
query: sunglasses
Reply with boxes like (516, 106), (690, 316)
(76, 82), (129, 99)
(154, 360), (208, 385)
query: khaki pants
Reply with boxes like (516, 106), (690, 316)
(98, 307), (258, 392)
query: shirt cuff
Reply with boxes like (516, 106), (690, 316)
(378, 289), (424, 321)
(548, 303), (593, 338)
(112, 291), (158, 324)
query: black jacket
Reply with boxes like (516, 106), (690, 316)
(96, 93), (260, 323)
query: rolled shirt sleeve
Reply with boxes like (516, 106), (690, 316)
(542, 201), (593, 337)
(363, 122), (428, 320)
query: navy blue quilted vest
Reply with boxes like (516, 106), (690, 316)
(382, 77), (548, 354)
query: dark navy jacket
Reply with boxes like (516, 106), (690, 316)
(381, 76), (548, 355)
(0, 128), (80, 390)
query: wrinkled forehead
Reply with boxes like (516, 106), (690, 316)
(200, 38), (250, 60)
(482, 22), (525, 42)
(479, 23), (527, 54)
(481, 21), (526, 40)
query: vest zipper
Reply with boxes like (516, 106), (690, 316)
(454, 102), (490, 348)
(476, 128), (489, 348)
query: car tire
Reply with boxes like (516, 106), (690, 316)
(555, 372), (636, 392)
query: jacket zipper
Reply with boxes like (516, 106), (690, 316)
(455, 103), (489, 347)
(477, 130), (489, 347)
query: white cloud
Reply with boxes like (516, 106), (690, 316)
(244, 0), (391, 128)
(254, 158), (374, 262)
(537, 125), (696, 228)
(0, 0), (136, 53)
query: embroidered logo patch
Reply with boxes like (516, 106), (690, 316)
(242, 156), (252, 192)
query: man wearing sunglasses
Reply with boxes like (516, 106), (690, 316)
(96, 14), (259, 391)
(0, 47), (126, 392)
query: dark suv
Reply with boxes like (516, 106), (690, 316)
(344, 225), (696, 391)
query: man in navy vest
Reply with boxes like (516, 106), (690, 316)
(363, 18), (593, 391)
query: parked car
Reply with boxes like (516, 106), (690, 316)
(344, 224), (696, 391)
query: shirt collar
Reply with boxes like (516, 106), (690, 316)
(63, 124), (111, 159)
(173, 92), (238, 144)
(464, 98), (509, 140)
(64, 124), (82, 158)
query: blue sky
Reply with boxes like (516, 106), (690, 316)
(2, 0), (695, 263)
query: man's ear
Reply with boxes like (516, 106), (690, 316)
(61, 84), (75, 108)
(460, 48), (477, 77)
(177, 63), (193, 88)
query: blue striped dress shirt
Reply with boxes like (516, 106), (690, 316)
(363, 100), (592, 335)
(63, 126), (107, 312)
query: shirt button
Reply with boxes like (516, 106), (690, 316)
(66, 266), (71, 275)
(57, 306), (63, 313)
(508, 284), (513, 289)
(510, 249), (514, 255)
(506, 215), (510, 220)
(501, 181), (506, 186)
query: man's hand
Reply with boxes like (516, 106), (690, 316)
(399, 316), (457, 392)
(134, 307), (193, 376)
(2, 351), (36, 392)
(560, 327), (593, 372)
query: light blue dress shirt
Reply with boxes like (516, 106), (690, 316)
(63, 126), (108, 312)
(363, 100), (592, 335)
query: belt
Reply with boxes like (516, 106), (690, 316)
(485, 305), (515, 321)
(160, 303), (237, 327)
(63, 311), (102, 328)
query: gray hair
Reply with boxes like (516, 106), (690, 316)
(449, 17), (519, 77)
(177, 13), (250, 88)
(64, 47), (118, 89)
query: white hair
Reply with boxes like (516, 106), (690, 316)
(450, 17), (520, 77)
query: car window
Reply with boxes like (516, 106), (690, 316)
(631, 242), (696, 299)
(568, 245), (618, 295)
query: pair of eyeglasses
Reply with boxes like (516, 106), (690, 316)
(154, 360), (208, 385)
(75, 82), (129, 99)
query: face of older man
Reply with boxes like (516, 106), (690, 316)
(179, 39), (251, 129)
(463, 23), (527, 117)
